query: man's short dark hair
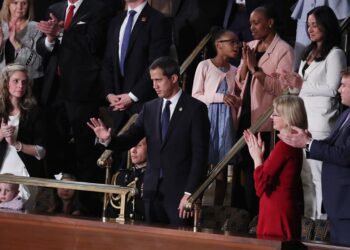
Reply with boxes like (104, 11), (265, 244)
(342, 67), (350, 78)
(149, 56), (180, 79)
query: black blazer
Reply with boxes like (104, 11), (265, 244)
(102, 3), (172, 113)
(108, 92), (210, 207)
(0, 108), (46, 178)
(37, 0), (109, 104)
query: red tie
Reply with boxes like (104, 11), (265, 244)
(64, 5), (75, 30)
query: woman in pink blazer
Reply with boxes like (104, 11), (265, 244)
(231, 5), (294, 218)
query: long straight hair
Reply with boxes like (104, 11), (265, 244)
(302, 6), (341, 62)
(0, 64), (36, 122)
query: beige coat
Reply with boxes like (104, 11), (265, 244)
(236, 34), (294, 132)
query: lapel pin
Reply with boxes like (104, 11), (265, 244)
(179, 107), (183, 112)
(141, 16), (147, 22)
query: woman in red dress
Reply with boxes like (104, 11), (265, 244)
(243, 95), (307, 240)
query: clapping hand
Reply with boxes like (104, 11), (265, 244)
(243, 45), (257, 73)
(8, 19), (21, 50)
(280, 70), (303, 90)
(1, 118), (15, 145)
(243, 130), (265, 168)
(37, 13), (64, 42)
(87, 118), (112, 143)
(278, 126), (311, 148)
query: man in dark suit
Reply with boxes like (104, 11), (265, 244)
(102, 0), (172, 131)
(36, 0), (109, 188)
(279, 71), (350, 246)
(89, 56), (210, 226)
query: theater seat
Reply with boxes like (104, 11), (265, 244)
(301, 217), (330, 242)
(199, 206), (250, 233)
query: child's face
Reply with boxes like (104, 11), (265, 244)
(0, 183), (19, 202)
(216, 31), (240, 59)
(57, 188), (75, 201)
(57, 178), (75, 201)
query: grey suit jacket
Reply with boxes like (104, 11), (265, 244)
(0, 21), (43, 79)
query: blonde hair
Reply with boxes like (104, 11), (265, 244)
(0, 0), (34, 22)
(273, 95), (308, 130)
(0, 63), (36, 121)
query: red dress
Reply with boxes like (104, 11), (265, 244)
(254, 140), (303, 240)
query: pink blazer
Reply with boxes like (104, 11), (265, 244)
(236, 34), (294, 132)
(192, 59), (239, 127)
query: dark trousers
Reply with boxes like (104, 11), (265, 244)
(144, 179), (192, 227)
(330, 218), (350, 246)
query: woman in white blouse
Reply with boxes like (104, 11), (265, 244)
(283, 6), (347, 220)
(0, 63), (46, 202)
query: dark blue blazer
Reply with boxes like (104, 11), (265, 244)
(108, 92), (210, 208)
(309, 109), (350, 220)
(101, 3), (172, 113)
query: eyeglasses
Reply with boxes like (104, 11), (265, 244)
(218, 39), (242, 47)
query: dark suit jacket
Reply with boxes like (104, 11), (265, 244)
(36, 0), (109, 104)
(102, 3), (172, 113)
(107, 92), (210, 209)
(172, 0), (226, 63)
(309, 109), (350, 220)
(0, 108), (46, 178)
(33, 0), (62, 22)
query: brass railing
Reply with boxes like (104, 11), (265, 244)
(0, 174), (133, 222)
(97, 113), (139, 221)
(180, 32), (212, 76)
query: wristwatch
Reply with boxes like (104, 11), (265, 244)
(304, 139), (312, 152)
(15, 141), (23, 152)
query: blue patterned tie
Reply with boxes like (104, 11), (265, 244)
(120, 10), (136, 76)
(161, 100), (171, 142)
